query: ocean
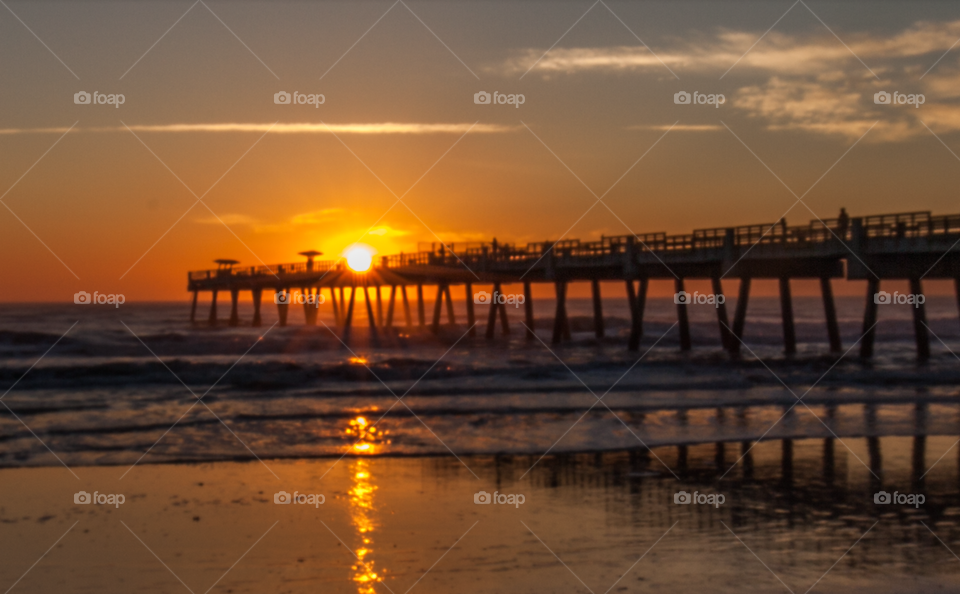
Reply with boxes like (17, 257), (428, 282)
(1, 296), (958, 467)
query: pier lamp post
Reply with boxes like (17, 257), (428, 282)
(298, 250), (323, 272)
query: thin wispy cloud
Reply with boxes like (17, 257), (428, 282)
(0, 123), (518, 135)
(628, 124), (723, 132)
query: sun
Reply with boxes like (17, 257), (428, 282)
(345, 245), (375, 272)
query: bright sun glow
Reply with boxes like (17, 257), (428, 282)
(345, 245), (374, 272)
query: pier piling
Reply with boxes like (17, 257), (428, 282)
(820, 278), (841, 352)
(675, 278), (691, 351)
(779, 277), (796, 354)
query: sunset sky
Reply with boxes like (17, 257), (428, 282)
(3, 1), (960, 301)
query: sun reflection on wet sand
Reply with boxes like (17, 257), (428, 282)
(349, 458), (385, 594)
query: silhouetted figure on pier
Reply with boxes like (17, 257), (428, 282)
(837, 208), (849, 238)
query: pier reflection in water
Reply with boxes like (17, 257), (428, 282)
(312, 404), (960, 592)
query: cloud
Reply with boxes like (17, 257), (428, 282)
(627, 124), (723, 132)
(197, 208), (345, 233)
(0, 123), (518, 135)
(497, 20), (960, 77)
(289, 208), (344, 225)
(494, 18), (960, 143)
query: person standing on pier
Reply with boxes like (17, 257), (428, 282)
(837, 208), (849, 239)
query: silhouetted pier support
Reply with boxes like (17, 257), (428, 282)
(364, 286), (380, 346)
(330, 287), (340, 326)
(731, 278), (751, 354)
(524, 281), (535, 340)
(820, 278), (841, 352)
(712, 277), (731, 350)
(208, 290), (218, 326)
(552, 281), (569, 345)
(444, 285), (456, 327)
(401, 286), (412, 329)
(385, 286), (397, 330)
(779, 277), (796, 354)
(190, 291), (198, 324)
(465, 282), (476, 336)
(861, 275), (934, 360)
(627, 279), (648, 351)
(276, 288), (290, 327)
(376, 286), (384, 329)
(342, 287), (356, 342)
(486, 282), (510, 339)
(417, 285), (425, 330)
(861, 278), (880, 358)
(910, 277), (930, 359)
(675, 278), (691, 351)
(302, 288), (318, 325)
(229, 290), (240, 327)
(431, 283), (456, 334)
(591, 280), (604, 339)
(252, 288), (262, 327)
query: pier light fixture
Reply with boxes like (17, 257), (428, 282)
(345, 245), (374, 272)
(299, 250), (323, 271)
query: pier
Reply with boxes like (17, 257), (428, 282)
(187, 210), (960, 358)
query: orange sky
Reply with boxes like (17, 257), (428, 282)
(3, 2), (960, 301)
